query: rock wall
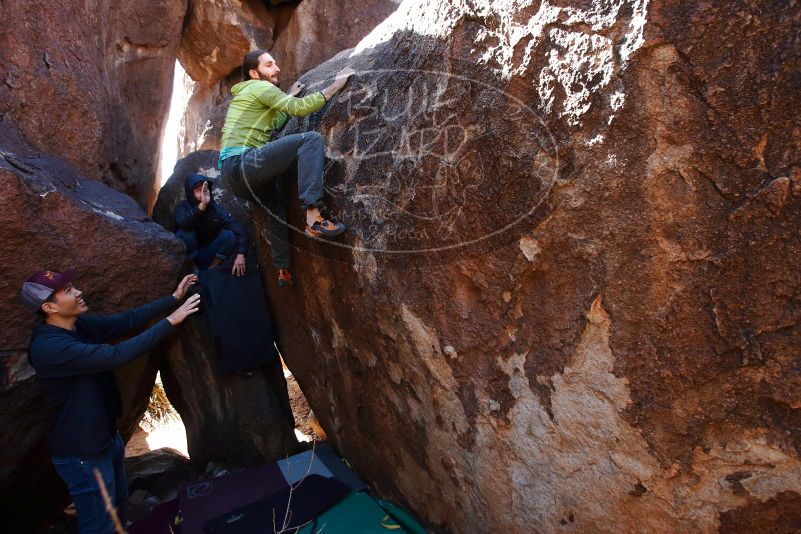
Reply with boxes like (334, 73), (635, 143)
(177, 0), (274, 86)
(176, 0), (399, 155)
(241, 0), (801, 532)
(152, 151), (298, 467)
(178, 72), (240, 156)
(0, 119), (184, 530)
(0, 0), (187, 209)
(268, 0), (401, 87)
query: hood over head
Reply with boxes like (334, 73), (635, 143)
(184, 173), (213, 206)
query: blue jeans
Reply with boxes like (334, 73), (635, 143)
(221, 132), (327, 269)
(176, 228), (236, 269)
(51, 433), (127, 534)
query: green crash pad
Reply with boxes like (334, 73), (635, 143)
(376, 499), (426, 534)
(298, 491), (424, 534)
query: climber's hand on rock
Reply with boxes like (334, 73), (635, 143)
(288, 81), (305, 97)
(167, 293), (200, 326)
(173, 274), (198, 301)
(232, 253), (246, 277)
(332, 67), (355, 91)
(322, 67), (355, 101)
(335, 66), (355, 83)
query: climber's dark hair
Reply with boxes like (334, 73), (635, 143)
(242, 50), (270, 81)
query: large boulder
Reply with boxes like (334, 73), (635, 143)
(0, 120), (184, 530)
(242, 1), (801, 531)
(177, 0), (274, 86)
(152, 150), (297, 467)
(0, 0), (187, 209)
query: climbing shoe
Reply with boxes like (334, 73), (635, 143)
(277, 269), (295, 286)
(305, 215), (347, 238)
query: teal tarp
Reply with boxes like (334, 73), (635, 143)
(376, 499), (427, 534)
(298, 491), (416, 534)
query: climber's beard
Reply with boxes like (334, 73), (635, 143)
(256, 71), (280, 85)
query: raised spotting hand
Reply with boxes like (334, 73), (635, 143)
(167, 293), (201, 326)
(172, 274), (198, 301)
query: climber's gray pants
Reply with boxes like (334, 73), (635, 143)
(221, 132), (326, 269)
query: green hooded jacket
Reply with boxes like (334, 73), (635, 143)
(218, 79), (325, 165)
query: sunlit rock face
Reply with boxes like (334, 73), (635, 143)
(178, 72), (240, 157)
(241, 1), (801, 531)
(0, 119), (184, 530)
(0, 0), (187, 209)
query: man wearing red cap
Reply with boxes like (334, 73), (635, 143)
(21, 269), (200, 533)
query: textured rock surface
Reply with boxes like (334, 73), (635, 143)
(177, 0), (274, 86)
(152, 150), (298, 467)
(178, 72), (240, 157)
(268, 0), (401, 86)
(177, 0), (398, 154)
(240, 1), (801, 532)
(0, 120), (184, 529)
(718, 491), (801, 534)
(0, 0), (187, 208)
(124, 447), (199, 523)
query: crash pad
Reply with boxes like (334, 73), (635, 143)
(376, 499), (427, 534)
(276, 443), (367, 491)
(203, 475), (351, 533)
(314, 442), (368, 492)
(128, 499), (179, 534)
(297, 491), (411, 534)
(178, 463), (287, 534)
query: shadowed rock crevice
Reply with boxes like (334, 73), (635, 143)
(719, 490), (801, 534)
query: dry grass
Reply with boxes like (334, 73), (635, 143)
(140, 376), (181, 432)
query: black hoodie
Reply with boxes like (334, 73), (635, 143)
(28, 295), (177, 456)
(174, 174), (248, 255)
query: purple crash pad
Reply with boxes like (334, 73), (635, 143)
(178, 463), (287, 534)
(128, 499), (179, 534)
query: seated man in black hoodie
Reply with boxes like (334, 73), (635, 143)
(174, 173), (248, 275)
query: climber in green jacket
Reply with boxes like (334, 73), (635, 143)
(218, 50), (354, 286)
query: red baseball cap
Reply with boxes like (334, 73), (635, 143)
(20, 269), (77, 312)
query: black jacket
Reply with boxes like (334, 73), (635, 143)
(174, 174), (247, 255)
(199, 258), (276, 373)
(28, 295), (176, 457)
